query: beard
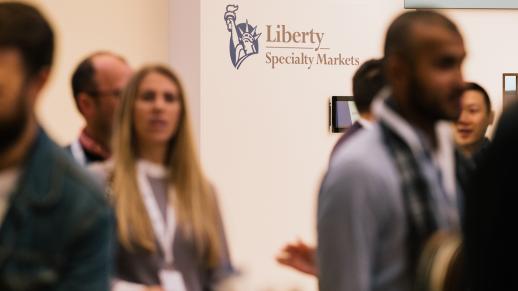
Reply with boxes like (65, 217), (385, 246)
(408, 75), (463, 122)
(408, 76), (435, 119)
(0, 93), (29, 154)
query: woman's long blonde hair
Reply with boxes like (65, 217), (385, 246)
(111, 65), (222, 267)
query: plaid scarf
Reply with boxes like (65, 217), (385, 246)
(380, 121), (439, 282)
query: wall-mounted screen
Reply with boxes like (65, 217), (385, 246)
(503, 73), (518, 108)
(330, 96), (359, 133)
(505, 75), (517, 92)
(405, 0), (518, 8)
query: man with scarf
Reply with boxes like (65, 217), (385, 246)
(318, 10), (468, 291)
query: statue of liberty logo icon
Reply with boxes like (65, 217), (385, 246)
(224, 4), (261, 69)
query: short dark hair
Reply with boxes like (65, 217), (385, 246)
(0, 2), (54, 78)
(353, 59), (385, 113)
(71, 51), (127, 111)
(384, 10), (461, 60)
(465, 82), (492, 113)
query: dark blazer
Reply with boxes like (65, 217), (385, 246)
(471, 137), (490, 168)
(464, 103), (518, 291)
(64, 142), (106, 165)
(0, 130), (113, 291)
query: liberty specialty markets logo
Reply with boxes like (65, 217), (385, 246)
(224, 4), (261, 69)
(223, 4), (359, 70)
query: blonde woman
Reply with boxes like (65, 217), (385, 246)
(94, 65), (233, 291)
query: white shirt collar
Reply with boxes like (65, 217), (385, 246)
(357, 117), (373, 129)
(137, 159), (167, 179)
(373, 87), (424, 157)
(373, 88), (457, 198)
(0, 167), (20, 197)
(0, 167), (20, 224)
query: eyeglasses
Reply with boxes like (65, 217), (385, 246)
(87, 89), (122, 99)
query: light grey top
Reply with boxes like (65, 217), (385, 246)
(317, 96), (461, 291)
(148, 175), (168, 222)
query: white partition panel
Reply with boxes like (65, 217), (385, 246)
(406, 0), (518, 8)
(200, 1), (402, 290)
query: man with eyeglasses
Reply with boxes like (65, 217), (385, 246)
(67, 52), (133, 166)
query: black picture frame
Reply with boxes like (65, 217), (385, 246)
(330, 96), (355, 133)
(503, 73), (518, 108)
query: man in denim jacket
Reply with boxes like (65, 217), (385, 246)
(0, 2), (113, 290)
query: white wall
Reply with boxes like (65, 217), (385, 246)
(444, 8), (518, 124)
(198, 1), (518, 290)
(169, 0), (201, 145)
(406, 0), (518, 8)
(200, 1), (402, 290)
(33, 0), (171, 145)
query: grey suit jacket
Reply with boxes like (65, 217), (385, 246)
(318, 123), (460, 291)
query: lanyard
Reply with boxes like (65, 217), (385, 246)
(137, 160), (176, 267)
(70, 139), (87, 167)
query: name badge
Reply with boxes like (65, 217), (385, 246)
(159, 269), (187, 291)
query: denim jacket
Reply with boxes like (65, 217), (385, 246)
(0, 130), (113, 291)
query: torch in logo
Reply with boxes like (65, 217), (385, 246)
(224, 4), (261, 69)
